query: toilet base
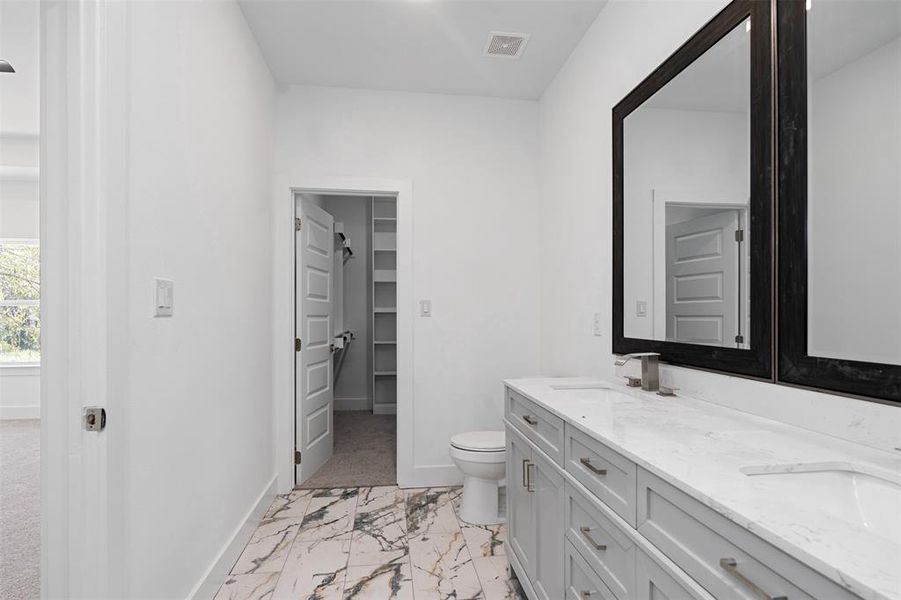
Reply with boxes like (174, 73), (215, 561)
(457, 475), (503, 525)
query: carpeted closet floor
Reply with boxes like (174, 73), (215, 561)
(0, 419), (40, 600)
(299, 410), (396, 489)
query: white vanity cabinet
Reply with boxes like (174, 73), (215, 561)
(503, 384), (866, 600)
(505, 420), (565, 600)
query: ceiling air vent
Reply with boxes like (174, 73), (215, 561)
(483, 32), (530, 59)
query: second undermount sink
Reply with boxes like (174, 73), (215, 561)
(741, 462), (901, 542)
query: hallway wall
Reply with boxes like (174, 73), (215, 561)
(120, 1), (276, 597)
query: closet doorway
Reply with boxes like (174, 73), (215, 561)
(294, 192), (400, 489)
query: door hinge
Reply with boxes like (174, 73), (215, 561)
(295, 217), (302, 231)
(294, 450), (302, 465)
(82, 407), (107, 432)
(734, 229), (744, 242)
(295, 338), (302, 352)
(735, 334), (744, 344)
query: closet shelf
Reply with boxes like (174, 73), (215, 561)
(374, 371), (397, 377)
(373, 340), (396, 345)
(374, 307), (397, 313)
(374, 270), (397, 282)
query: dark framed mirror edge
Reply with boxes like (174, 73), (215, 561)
(612, 0), (775, 381)
(776, 0), (901, 404)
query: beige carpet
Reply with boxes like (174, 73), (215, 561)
(0, 419), (40, 600)
(299, 410), (396, 489)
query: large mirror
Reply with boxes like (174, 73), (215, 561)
(778, 0), (901, 401)
(614, 0), (772, 379)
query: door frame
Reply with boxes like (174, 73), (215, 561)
(40, 0), (129, 596)
(274, 177), (413, 492)
(651, 191), (750, 345)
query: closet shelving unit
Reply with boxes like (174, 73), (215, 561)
(371, 197), (397, 414)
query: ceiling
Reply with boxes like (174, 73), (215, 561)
(238, 0), (607, 100)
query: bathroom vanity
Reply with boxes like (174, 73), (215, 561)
(503, 378), (901, 600)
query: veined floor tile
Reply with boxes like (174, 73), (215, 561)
(231, 518), (301, 575)
(350, 501), (408, 567)
(356, 486), (403, 513)
(405, 488), (462, 536)
(342, 556), (413, 600)
(215, 573), (279, 600)
(265, 490), (313, 520)
(310, 488), (361, 499)
(272, 539), (350, 600)
(409, 531), (483, 600)
(297, 490), (359, 542)
(461, 524), (506, 558)
(471, 555), (526, 600)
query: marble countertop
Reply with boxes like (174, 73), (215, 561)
(504, 377), (901, 600)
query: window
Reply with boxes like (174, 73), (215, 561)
(0, 240), (40, 364)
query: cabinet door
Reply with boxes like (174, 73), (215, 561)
(506, 424), (536, 580)
(530, 448), (565, 600)
(635, 549), (713, 600)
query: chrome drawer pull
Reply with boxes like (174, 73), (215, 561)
(522, 415), (538, 426)
(719, 558), (787, 600)
(580, 457), (607, 476)
(526, 462), (536, 492)
(579, 526), (607, 551)
(580, 591), (596, 599)
(521, 459), (530, 488)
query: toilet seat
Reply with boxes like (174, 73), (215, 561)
(450, 431), (505, 452)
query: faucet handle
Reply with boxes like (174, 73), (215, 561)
(657, 385), (678, 397)
(624, 376), (642, 388)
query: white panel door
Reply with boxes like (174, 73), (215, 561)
(296, 200), (335, 484)
(665, 210), (740, 347)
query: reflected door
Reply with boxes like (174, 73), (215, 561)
(665, 210), (740, 346)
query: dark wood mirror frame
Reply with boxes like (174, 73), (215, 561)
(613, 0), (774, 380)
(776, 0), (901, 403)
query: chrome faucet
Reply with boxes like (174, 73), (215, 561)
(614, 352), (660, 392)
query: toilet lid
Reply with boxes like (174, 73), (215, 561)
(450, 431), (505, 452)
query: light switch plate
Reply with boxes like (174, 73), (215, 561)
(636, 300), (647, 317)
(420, 299), (431, 317)
(154, 278), (174, 317)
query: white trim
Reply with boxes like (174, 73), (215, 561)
(274, 176), (413, 494)
(0, 364), (40, 374)
(187, 475), (278, 600)
(0, 406), (41, 420)
(334, 397), (370, 411)
(407, 465), (463, 489)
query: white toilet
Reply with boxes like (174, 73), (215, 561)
(449, 430), (506, 525)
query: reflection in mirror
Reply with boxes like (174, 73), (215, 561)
(807, 1), (901, 365)
(622, 19), (750, 348)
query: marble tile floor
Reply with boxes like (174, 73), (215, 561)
(216, 486), (525, 600)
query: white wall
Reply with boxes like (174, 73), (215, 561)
(808, 37), (901, 365)
(120, 2), (276, 597)
(0, 0), (40, 418)
(538, 0), (901, 452)
(274, 86), (541, 486)
(323, 195), (373, 411)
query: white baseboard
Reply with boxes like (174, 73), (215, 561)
(0, 405), (40, 420)
(398, 464), (463, 488)
(372, 403), (396, 415)
(188, 475), (277, 600)
(334, 397), (369, 411)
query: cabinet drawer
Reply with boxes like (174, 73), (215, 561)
(564, 540), (617, 600)
(506, 388), (565, 466)
(564, 481), (635, 600)
(564, 424), (637, 526)
(635, 548), (713, 600)
(637, 468), (857, 600)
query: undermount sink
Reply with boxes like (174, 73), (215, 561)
(550, 382), (612, 390)
(741, 462), (901, 541)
